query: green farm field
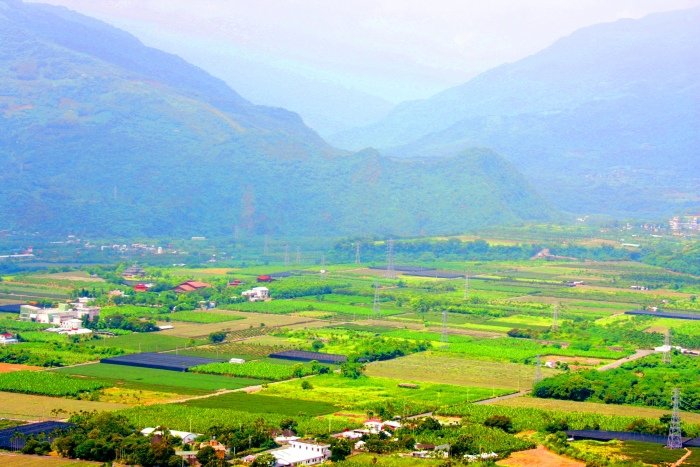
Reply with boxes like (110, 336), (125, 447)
(489, 395), (700, 425)
(365, 352), (558, 390)
(183, 391), (338, 416)
(54, 363), (263, 395)
(260, 373), (509, 414)
(88, 333), (205, 352)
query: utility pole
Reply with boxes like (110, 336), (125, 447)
(667, 387), (682, 449)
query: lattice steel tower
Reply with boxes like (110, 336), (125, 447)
(386, 239), (396, 279)
(284, 244), (290, 266)
(667, 387), (683, 449)
(534, 355), (543, 384)
(372, 280), (381, 319)
(463, 271), (469, 301)
(355, 242), (361, 265)
(662, 332), (672, 364)
(441, 309), (449, 348)
(552, 304), (559, 332)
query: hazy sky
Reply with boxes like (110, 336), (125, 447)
(29, 0), (700, 103)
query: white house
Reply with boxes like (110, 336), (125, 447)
(241, 286), (270, 302)
(268, 439), (330, 466)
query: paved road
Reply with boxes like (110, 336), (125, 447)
(597, 349), (654, 371)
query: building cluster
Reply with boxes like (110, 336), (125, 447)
(20, 297), (99, 335)
(669, 214), (700, 234)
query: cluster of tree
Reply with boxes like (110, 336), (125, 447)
(332, 238), (639, 263)
(533, 354), (700, 411)
(349, 336), (430, 363)
(52, 412), (182, 466)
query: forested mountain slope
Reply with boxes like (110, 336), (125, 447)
(330, 8), (700, 216)
(0, 0), (554, 238)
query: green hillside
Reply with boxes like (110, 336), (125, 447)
(0, 0), (554, 238)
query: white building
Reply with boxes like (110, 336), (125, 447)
(268, 439), (330, 466)
(241, 286), (270, 302)
(0, 333), (18, 345)
(141, 427), (201, 444)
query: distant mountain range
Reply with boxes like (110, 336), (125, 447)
(0, 0), (553, 238)
(330, 8), (700, 217)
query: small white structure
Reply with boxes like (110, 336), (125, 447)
(268, 439), (330, 466)
(229, 358), (246, 364)
(241, 286), (270, 302)
(0, 333), (18, 345)
(141, 427), (200, 444)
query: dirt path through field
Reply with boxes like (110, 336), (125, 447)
(499, 445), (584, 466)
(672, 448), (692, 467)
(596, 349), (654, 371)
(475, 390), (529, 405)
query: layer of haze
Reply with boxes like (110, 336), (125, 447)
(27, 0), (700, 135)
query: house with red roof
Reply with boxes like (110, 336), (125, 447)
(173, 280), (211, 293)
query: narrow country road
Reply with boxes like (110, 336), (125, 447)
(475, 390), (530, 405)
(597, 349), (654, 371)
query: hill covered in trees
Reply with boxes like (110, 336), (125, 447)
(0, 0), (554, 238)
(331, 7), (700, 217)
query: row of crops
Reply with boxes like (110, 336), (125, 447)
(0, 371), (108, 397)
(191, 360), (321, 381)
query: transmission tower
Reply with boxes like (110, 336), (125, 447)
(441, 309), (449, 348)
(662, 332), (671, 364)
(552, 304), (559, 332)
(386, 239), (396, 279)
(463, 272), (469, 301)
(263, 235), (270, 256)
(534, 355), (543, 384)
(355, 242), (361, 265)
(372, 280), (381, 319)
(295, 247), (301, 265)
(284, 244), (290, 266)
(667, 387), (683, 449)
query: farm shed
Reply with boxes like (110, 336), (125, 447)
(625, 309), (700, 321)
(269, 350), (347, 364)
(101, 352), (221, 372)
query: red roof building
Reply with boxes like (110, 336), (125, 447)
(257, 275), (273, 283)
(133, 283), (149, 293)
(173, 280), (211, 293)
